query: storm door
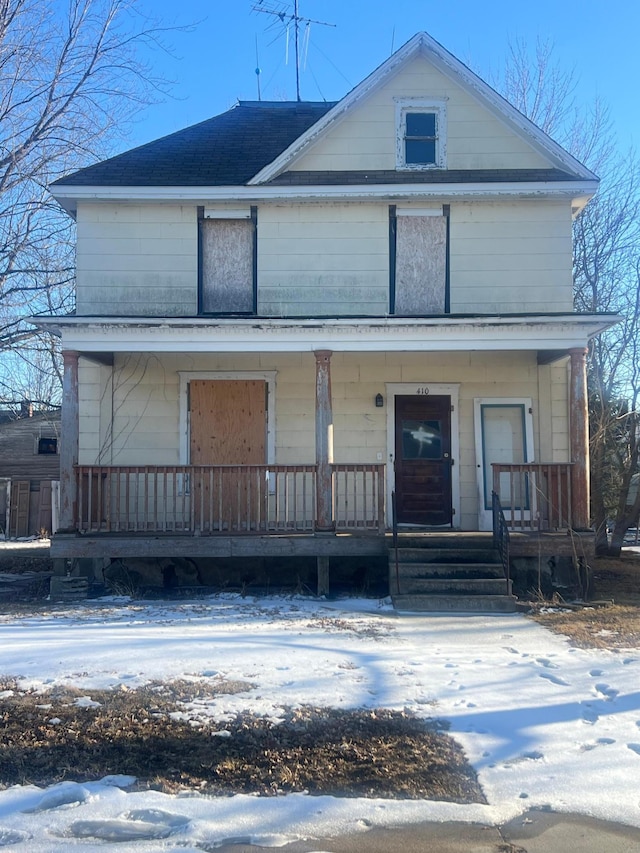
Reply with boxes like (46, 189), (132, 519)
(189, 379), (267, 531)
(474, 399), (534, 529)
(394, 394), (452, 525)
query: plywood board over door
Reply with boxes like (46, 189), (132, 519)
(190, 380), (267, 531)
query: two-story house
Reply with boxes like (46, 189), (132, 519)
(38, 32), (615, 606)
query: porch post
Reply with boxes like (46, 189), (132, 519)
(569, 347), (590, 529)
(59, 350), (80, 532)
(315, 349), (334, 532)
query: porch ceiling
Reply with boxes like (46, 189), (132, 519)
(34, 313), (619, 355)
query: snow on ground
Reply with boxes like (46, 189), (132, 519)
(0, 594), (639, 850)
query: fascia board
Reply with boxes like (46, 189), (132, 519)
(249, 31), (597, 185)
(417, 34), (598, 182)
(51, 180), (598, 208)
(35, 314), (619, 354)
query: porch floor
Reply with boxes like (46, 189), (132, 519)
(51, 529), (594, 561)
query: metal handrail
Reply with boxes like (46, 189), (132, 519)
(492, 490), (511, 596)
(391, 490), (400, 594)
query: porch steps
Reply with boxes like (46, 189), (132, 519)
(390, 535), (516, 613)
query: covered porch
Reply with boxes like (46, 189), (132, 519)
(43, 314), (610, 596)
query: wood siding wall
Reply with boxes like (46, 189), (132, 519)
(77, 351), (569, 531)
(290, 55), (550, 172)
(75, 203), (198, 316)
(0, 414), (61, 480)
(257, 203), (389, 315)
(449, 200), (573, 313)
(74, 198), (573, 317)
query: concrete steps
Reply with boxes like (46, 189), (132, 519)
(390, 536), (516, 613)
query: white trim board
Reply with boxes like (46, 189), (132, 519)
(50, 180), (598, 215)
(45, 315), (618, 354)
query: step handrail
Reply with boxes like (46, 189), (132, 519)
(391, 490), (400, 594)
(492, 490), (511, 596)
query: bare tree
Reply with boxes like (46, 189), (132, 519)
(0, 0), (175, 405)
(490, 38), (640, 555)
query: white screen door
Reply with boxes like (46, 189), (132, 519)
(474, 398), (534, 529)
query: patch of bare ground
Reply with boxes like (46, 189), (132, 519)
(530, 552), (640, 649)
(0, 680), (485, 803)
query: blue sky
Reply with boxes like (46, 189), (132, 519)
(128, 0), (636, 153)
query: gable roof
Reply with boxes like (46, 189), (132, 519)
(51, 30), (597, 199)
(249, 31), (597, 185)
(52, 102), (335, 188)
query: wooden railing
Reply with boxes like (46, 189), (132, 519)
(75, 464), (385, 535)
(492, 463), (573, 531)
(333, 464), (385, 531)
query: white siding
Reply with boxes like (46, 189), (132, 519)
(449, 200), (574, 312)
(290, 55), (551, 173)
(258, 203), (389, 315)
(76, 203), (198, 316)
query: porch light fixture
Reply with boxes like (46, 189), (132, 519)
(375, 393), (384, 408)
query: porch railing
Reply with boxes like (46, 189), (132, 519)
(492, 463), (573, 531)
(74, 464), (385, 535)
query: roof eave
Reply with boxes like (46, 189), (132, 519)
(50, 179), (599, 216)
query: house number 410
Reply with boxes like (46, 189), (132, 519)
(415, 387), (430, 395)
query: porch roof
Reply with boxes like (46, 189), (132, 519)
(34, 313), (618, 355)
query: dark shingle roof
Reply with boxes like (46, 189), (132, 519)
(53, 102), (336, 187)
(270, 168), (580, 185)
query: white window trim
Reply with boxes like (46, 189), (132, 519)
(385, 382), (460, 527)
(395, 97), (448, 171)
(203, 207), (252, 219)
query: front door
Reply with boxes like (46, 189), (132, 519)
(189, 379), (267, 530)
(394, 395), (452, 525)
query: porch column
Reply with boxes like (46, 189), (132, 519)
(59, 350), (80, 532)
(569, 347), (590, 529)
(315, 350), (335, 532)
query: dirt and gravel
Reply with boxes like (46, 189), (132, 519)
(530, 551), (640, 649)
(0, 680), (484, 803)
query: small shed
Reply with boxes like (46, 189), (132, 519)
(0, 409), (61, 538)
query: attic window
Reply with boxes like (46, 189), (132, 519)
(396, 99), (447, 170)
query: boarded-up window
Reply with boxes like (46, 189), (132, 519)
(394, 214), (446, 315)
(200, 218), (255, 313)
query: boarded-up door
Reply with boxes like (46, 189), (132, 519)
(394, 395), (452, 525)
(189, 380), (267, 531)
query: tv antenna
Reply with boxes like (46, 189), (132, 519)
(251, 1), (335, 101)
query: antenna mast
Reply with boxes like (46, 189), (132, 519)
(251, 2), (335, 101)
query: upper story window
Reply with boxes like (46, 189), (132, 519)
(395, 98), (447, 170)
(199, 207), (257, 314)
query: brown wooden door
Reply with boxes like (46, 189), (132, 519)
(394, 395), (452, 525)
(189, 380), (267, 531)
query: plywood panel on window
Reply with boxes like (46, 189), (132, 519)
(395, 215), (446, 314)
(200, 219), (254, 313)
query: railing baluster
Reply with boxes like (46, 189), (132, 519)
(491, 462), (575, 532)
(71, 463), (385, 536)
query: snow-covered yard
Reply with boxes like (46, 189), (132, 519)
(0, 593), (639, 850)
